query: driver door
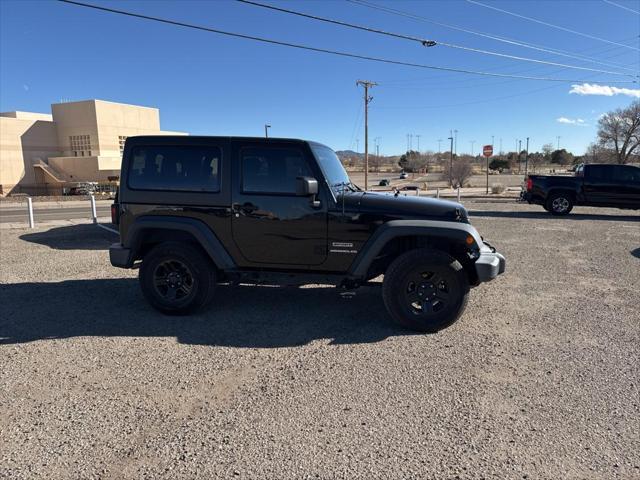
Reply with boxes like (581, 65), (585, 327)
(230, 141), (328, 266)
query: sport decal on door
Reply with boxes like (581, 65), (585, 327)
(329, 242), (358, 254)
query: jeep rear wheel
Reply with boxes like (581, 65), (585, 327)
(139, 242), (216, 315)
(382, 249), (469, 333)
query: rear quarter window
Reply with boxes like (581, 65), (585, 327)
(128, 145), (221, 192)
(585, 165), (611, 181)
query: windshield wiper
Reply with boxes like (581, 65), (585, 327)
(332, 181), (360, 192)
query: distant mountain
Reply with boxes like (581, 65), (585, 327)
(336, 150), (363, 159)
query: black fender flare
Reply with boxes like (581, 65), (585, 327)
(348, 220), (483, 279)
(125, 216), (235, 270)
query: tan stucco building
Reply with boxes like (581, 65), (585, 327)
(0, 99), (186, 195)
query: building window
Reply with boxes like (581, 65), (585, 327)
(119, 136), (127, 155)
(70, 135), (91, 157)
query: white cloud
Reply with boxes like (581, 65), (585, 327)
(569, 83), (640, 98)
(556, 117), (588, 126)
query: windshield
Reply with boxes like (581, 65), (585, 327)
(310, 144), (355, 193)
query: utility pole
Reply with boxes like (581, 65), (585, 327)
(448, 133), (454, 188)
(437, 138), (442, 153)
(470, 140), (476, 157)
(264, 124), (271, 138)
(356, 80), (377, 191)
(556, 135), (561, 150)
(525, 137), (530, 177)
(416, 134), (421, 153)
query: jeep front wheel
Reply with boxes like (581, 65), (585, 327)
(382, 249), (469, 333)
(139, 242), (216, 315)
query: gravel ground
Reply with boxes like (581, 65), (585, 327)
(1, 202), (639, 479)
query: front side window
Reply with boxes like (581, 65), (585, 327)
(241, 147), (311, 194)
(128, 145), (221, 192)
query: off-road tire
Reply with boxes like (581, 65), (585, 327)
(546, 192), (574, 215)
(382, 249), (469, 333)
(139, 242), (216, 315)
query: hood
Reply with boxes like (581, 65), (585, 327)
(338, 191), (468, 222)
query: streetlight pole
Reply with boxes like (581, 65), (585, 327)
(525, 137), (530, 177)
(454, 130), (458, 155)
(518, 139), (522, 174)
(470, 140), (476, 157)
(448, 134), (454, 187)
(264, 124), (271, 138)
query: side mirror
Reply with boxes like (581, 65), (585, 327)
(296, 176), (319, 196)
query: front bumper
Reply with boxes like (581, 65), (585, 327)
(109, 243), (133, 268)
(475, 243), (506, 283)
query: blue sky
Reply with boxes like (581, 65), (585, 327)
(1, 0), (638, 155)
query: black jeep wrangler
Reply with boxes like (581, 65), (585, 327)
(110, 136), (505, 332)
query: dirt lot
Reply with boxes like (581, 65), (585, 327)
(1, 202), (639, 479)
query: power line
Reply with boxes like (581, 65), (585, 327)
(236, 0), (436, 46)
(238, 0), (636, 78)
(372, 82), (564, 110)
(467, 0), (640, 51)
(603, 0), (640, 15)
(57, 0), (636, 84)
(347, 0), (639, 73)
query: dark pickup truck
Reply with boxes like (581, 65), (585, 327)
(521, 163), (640, 215)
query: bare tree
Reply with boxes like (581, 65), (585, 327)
(597, 100), (640, 164)
(584, 142), (605, 164)
(529, 152), (545, 172)
(449, 158), (473, 187)
(369, 155), (383, 173)
(541, 143), (554, 161)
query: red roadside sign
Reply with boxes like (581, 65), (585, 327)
(483, 145), (493, 157)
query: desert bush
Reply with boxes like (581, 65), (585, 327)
(491, 183), (505, 194)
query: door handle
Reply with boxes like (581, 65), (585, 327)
(232, 202), (259, 215)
